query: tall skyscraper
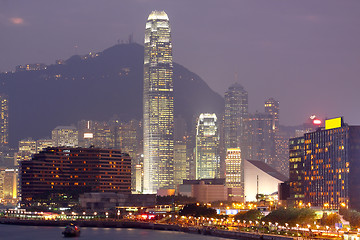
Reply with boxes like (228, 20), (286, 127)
(264, 98), (279, 131)
(143, 11), (174, 193)
(0, 94), (9, 148)
(196, 113), (220, 179)
(224, 83), (248, 150)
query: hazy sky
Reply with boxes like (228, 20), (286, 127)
(1, 0), (360, 126)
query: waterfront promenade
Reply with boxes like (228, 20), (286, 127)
(0, 218), (293, 240)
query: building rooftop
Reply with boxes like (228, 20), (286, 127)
(247, 160), (288, 182)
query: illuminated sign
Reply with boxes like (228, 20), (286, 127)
(325, 117), (343, 130)
(84, 133), (93, 139)
(313, 119), (322, 125)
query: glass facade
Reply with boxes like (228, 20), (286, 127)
(196, 113), (220, 179)
(143, 11), (174, 193)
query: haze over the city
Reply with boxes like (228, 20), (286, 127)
(1, 0), (359, 125)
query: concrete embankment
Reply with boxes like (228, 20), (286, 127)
(0, 218), (294, 240)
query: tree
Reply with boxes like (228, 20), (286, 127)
(262, 208), (315, 226)
(179, 204), (217, 217)
(234, 210), (263, 221)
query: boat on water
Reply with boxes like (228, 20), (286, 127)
(62, 224), (81, 237)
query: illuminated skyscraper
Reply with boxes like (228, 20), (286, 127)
(264, 98), (280, 131)
(196, 113), (220, 179)
(224, 83), (248, 150)
(0, 94), (9, 147)
(143, 11), (174, 193)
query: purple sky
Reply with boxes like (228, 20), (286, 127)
(1, 0), (360, 126)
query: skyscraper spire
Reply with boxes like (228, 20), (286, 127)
(143, 11), (174, 194)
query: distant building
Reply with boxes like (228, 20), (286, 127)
(143, 11), (174, 194)
(196, 113), (220, 179)
(15, 63), (47, 72)
(20, 147), (131, 203)
(174, 141), (187, 188)
(0, 94), (9, 148)
(264, 98), (280, 131)
(2, 168), (18, 200)
(16, 138), (37, 164)
(244, 160), (287, 202)
(224, 83), (248, 150)
(243, 113), (275, 166)
(36, 138), (53, 153)
(303, 117), (360, 210)
(52, 126), (78, 147)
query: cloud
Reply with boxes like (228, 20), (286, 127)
(9, 17), (25, 25)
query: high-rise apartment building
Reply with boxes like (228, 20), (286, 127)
(52, 126), (78, 147)
(224, 83), (248, 150)
(196, 113), (220, 179)
(0, 94), (9, 148)
(143, 11), (174, 193)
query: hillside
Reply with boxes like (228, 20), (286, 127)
(0, 43), (224, 146)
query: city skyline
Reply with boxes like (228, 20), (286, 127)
(1, 1), (360, 126)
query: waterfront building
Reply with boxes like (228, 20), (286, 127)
(303, 117), (360, 210)
(224, 83), (248, 150)
(2, 168), (18, 200)
(20, 147), (131, 203)
(143, 10), (174, 193)
(0, 94), (8, 148)
(244, 159), (287, 202)
(52, 126), (78, 147)
(196, 113), (220, 179)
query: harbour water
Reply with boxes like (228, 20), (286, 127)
(0, 224), (230, 240)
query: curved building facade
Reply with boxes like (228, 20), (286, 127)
(143, 11), (174, 194)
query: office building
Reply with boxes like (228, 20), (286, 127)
(242, 113), (275, 165)
(36, 138), (53, 153)
(20, 147), (131, 203)
(143, 10), (174, 193)
(303, 117), (360, 210)
(264, 98), (280, 131)
(288, 136), (305, 207)
(16, 138), (37, 164)
(0, 94), (8, 148)
(225, 148), (244, 201)
(224, 83), (248, 150)
(174, 141), (187, 187)
(52, 126), (78, 147)
(196, 113), (220, 179)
